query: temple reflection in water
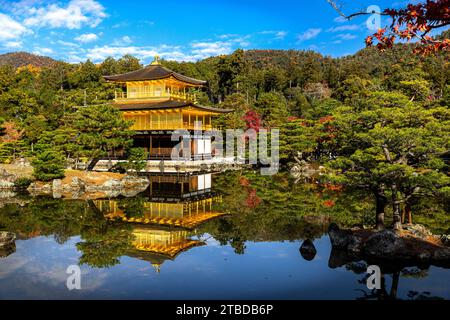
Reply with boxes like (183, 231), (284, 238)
(93, 172), (225, 272)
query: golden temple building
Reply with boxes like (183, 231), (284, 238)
(97, 195), (224, 229)
(95, 173), (224, 229)
(92, 173), (225, 272)
(127, 226), (205, 273)
(104, 56), (232, 160)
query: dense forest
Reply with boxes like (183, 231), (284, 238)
(0, 29), (448, 230)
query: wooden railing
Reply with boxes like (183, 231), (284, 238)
(115, 91), (197, 102)
(149, 148), (174, 158)
(129, 121), (215, 131)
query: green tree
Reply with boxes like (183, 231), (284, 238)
(35, 126), (82, 161)
(22, 115), (49, 152)
(100, 57), (119, 76)
(327, 91), (450, 230)
(120, 147), (147, 174)
(117, 54), (142, 73)
(217, 49), (249, 99)
(68, 59), (101, 89)
(72, 104), (133, 170)
(254, 92), (289, 127)
(32, 149), (66, 181)
(214, 93), (249, 130)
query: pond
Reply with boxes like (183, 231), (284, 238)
(0, 171), (449, 300)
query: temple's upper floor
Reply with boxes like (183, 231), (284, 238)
(104, 57), (206, 103)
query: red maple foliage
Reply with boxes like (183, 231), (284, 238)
(1, 121), (23, 143)
(323, 200), (336, 208)
(323, 183), (344, 192)
(319, 116), (335, 124)
(239, 176), (250, 187)
(366, 0), (450, 55)
(317, 116), (338, 143)
(242, 110), (262, 133)
(245, 188), (262, 208)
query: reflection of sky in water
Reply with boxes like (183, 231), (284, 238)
(0, 235), (449, 300)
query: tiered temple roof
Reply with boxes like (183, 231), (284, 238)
(115, 100), (232, 114)
(127, 226), (206, 272)
(104, 62), (207, 86)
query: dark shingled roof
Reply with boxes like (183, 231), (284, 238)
(104, 64), (207, 85)
(115, 100), (233, 113)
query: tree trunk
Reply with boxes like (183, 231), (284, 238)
(375, 189), (387, 230)
(390, 272), (400, 300)
(377, 273), (388, 300)
(391, 183), (402, 230)
(401, 206), (406, 224)
(406, 202), (412, 225)
(87, 158), (100, 171)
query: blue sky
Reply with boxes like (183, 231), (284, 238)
(0, 0), (446, 64)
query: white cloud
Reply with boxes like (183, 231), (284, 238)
(35, 33), (250, 64)
(112, 35), (132, 46)
(4, 41), (23, 49)
(111, 21), (129, 29)
(260, 30), (288, 40)
(85, 45), (160, 62)
(333, 16), (347, 23)
(122, 36), (132, 44)
(327, 24), (360, 32)
(336, 33), (357, 40)
(33, 47), (54, 55)
(191, 41), (234, 57)
(0, 13), (29, 41)
(57, 40), (79, 47)
(75, 33), (98, 43)
(83, 39), (242, 64)
(67, 54), (85, 63)
(218, 34), (239, 39)
(23, 0), (107, 29)
(188, 34), (250, 59)
(275, 31), (288, 39)
(297, 28), (322, 42)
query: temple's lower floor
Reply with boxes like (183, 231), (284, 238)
(115, 133), (214, 160)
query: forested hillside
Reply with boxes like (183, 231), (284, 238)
(0, 31), (448, 164)
(0, 52), (57, 68)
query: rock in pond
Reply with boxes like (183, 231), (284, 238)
(328, 223), (450, 267)
(0, 231), (16, 248)
(299, 239), (317, 261)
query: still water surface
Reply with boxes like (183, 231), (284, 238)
(0, 171), (449, 300)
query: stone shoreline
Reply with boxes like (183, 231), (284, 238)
(328, 223), (450, 268)
(27, 171), (150, 199)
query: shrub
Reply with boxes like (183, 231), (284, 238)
(14, 177), (32, 189)
(32, 150), (66, 181)
(119, 148), (147, 174)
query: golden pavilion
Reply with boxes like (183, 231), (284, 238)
(104, 56), (232, 160)
(95, 173), (224, 229)
(93, 172), (226, 272)
(127, 226), (205, 273)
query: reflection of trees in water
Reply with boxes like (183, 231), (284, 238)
(329, 250), (445, 300)
(78, 201), (135, 268)
(0, 170), (447, 270)
(0, 197), (135, 269)
(199, 214), (328, 255)
(214, 170), (375, 227)
(117, 196), (146, 219)
(0, 197), (86, 242)
(76, 221), (134, 268)
(214, 170), (449, 235)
